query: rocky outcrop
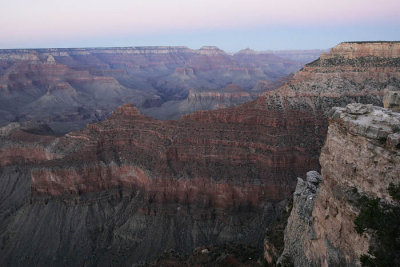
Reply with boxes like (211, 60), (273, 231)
(266, 42), (400, 102)
(323, 41), (400, 59)
(384, 90), (400, 112)
(278, 103), (400, 266)
(277, 171), (323, 266)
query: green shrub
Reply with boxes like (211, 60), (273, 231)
(388, 183), (400, 201)
(377, 137), (387, 145)
(354, 183), (400, 266)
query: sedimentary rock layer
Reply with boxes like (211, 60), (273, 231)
(0, 98), (324, 265)
(279, 103), (400, 266)
(28, 102), (322, 202)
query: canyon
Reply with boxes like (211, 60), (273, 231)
(0, 42), (399, 266)
(0, 46), (318, 133)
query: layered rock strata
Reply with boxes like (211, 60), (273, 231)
(27, 103), (323, 201)
(0, 100), (323, 266)
(0, 42), (400, 266)
(264, 42), (400, 107)
(278, 103), (400, 266)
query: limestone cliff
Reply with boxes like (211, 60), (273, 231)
(323, 41), (400, 59)
(278, 103), (400, 266)
(264, 42), (400, 106)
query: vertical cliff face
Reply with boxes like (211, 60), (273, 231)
(325, 41), (400, 59)
(265, 42), (400, 106)
(279, 103), (400, 266)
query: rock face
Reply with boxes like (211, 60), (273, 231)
(0, 100), (324, 266)
(278, 103), (400, 266)
(277, 171), (323, 266)
(0, 46), (311, 132)
(29, 102), (322, 200)
(266, 42), (400, 103)
(384, 90), (400, 112)
(324, 41), (400, 59)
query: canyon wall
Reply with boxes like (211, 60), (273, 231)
(0, 42), (399, 266)
(0, 100), (324, 266)
(264, 42), (400, 107)
(278, 103), (400, 266)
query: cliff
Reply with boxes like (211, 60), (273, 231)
(278, 103), (400, 266)
(323, 41), (400, 59)
(266, 42), (400, 100)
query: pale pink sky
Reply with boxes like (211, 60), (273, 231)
(1, 0), (399, 50)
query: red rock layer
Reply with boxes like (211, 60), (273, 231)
(24, 42), (400, 209)
(0, 125), (58, 167)
(28, 102), (324, 209)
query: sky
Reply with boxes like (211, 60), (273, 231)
(0, 0), (399, 51)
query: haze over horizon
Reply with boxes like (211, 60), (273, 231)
(1, 0), (399, 52)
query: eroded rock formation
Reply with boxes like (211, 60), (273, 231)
(384, 90), (400, 112)
(278, 103), (400, 266)
(0, 98), (323, 265)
